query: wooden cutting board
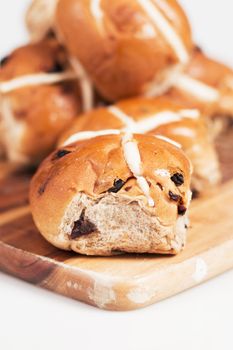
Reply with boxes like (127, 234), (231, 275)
(0, 127), (233, 311)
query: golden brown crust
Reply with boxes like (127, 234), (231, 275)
(59, 96), (196, 142)
(55, 0), (193, 101)
(30, 133), (191, 254)
(58, 96), (220, 193)
(0, 38), (67, 80)
(6, 83), (80, 163)
(0, 38), (81, 165)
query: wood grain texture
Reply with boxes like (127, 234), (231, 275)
(0, 126), (232, 311)
(0, 164), (31, 212)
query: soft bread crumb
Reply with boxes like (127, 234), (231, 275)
(57, 193), (187, 255)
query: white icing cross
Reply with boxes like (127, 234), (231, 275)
(0, 60), (94, 112)
(62, 129), (121, 146)
(89, 0), (188, 63)
(122, 132), (155, 207)
(174, 73), (220, 102)
(108, 105), (199, 138)
(62, 105), (199, 147)
(60, 104), (198, 206)
(63, 129), (157, 207)
(155, 134), (181, 148)
(108, 106), (135, 129)
(170, 126), (195, 138)
(69, 57), (94, 112)
(0, 71), (77, 94)
(143, 63), (182, 98)
(90, 0), (104, 29)
(136, 0), (189, 63)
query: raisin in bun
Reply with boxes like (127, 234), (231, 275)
(166, 48), (233, 121)
(26, 0), (192, 102)
(0, 37), (81, 166)
(59, 97), (220, 194)
(30, 133), (192, 255)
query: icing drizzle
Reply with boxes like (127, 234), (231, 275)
(122, 133), (155, 206)
(108, 106), (135, 129)
(155, 134), (181, 148)
(108, 105), (199, 135)
(62, 129), (120, 146)
(60, 104), (198, 207)
(61, 102), (195, 205)
(62, 105), (197, 147)
(0, 59), (94, 112)
(68, 57), (94, 112)
(0, 71), (76, 94)
(90, 0), (104, 26)
(174, 74), (220, 102)
(136, 0), (189, 63)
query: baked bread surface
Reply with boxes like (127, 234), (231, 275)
(30, 133), (192, 255)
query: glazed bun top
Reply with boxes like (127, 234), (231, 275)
(30, 133), (192, 236)
(58, 96), (203, 152)
(57, 96), (221, 194)
(0, 37), (78, 100)
(55, 0), (193, 101)
(0, 38), (81, 165)
(0, 37), (67, 81)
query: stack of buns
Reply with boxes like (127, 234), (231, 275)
(1, 0), (232, 255)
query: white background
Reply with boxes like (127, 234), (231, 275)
(0, 1), (233, 349)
